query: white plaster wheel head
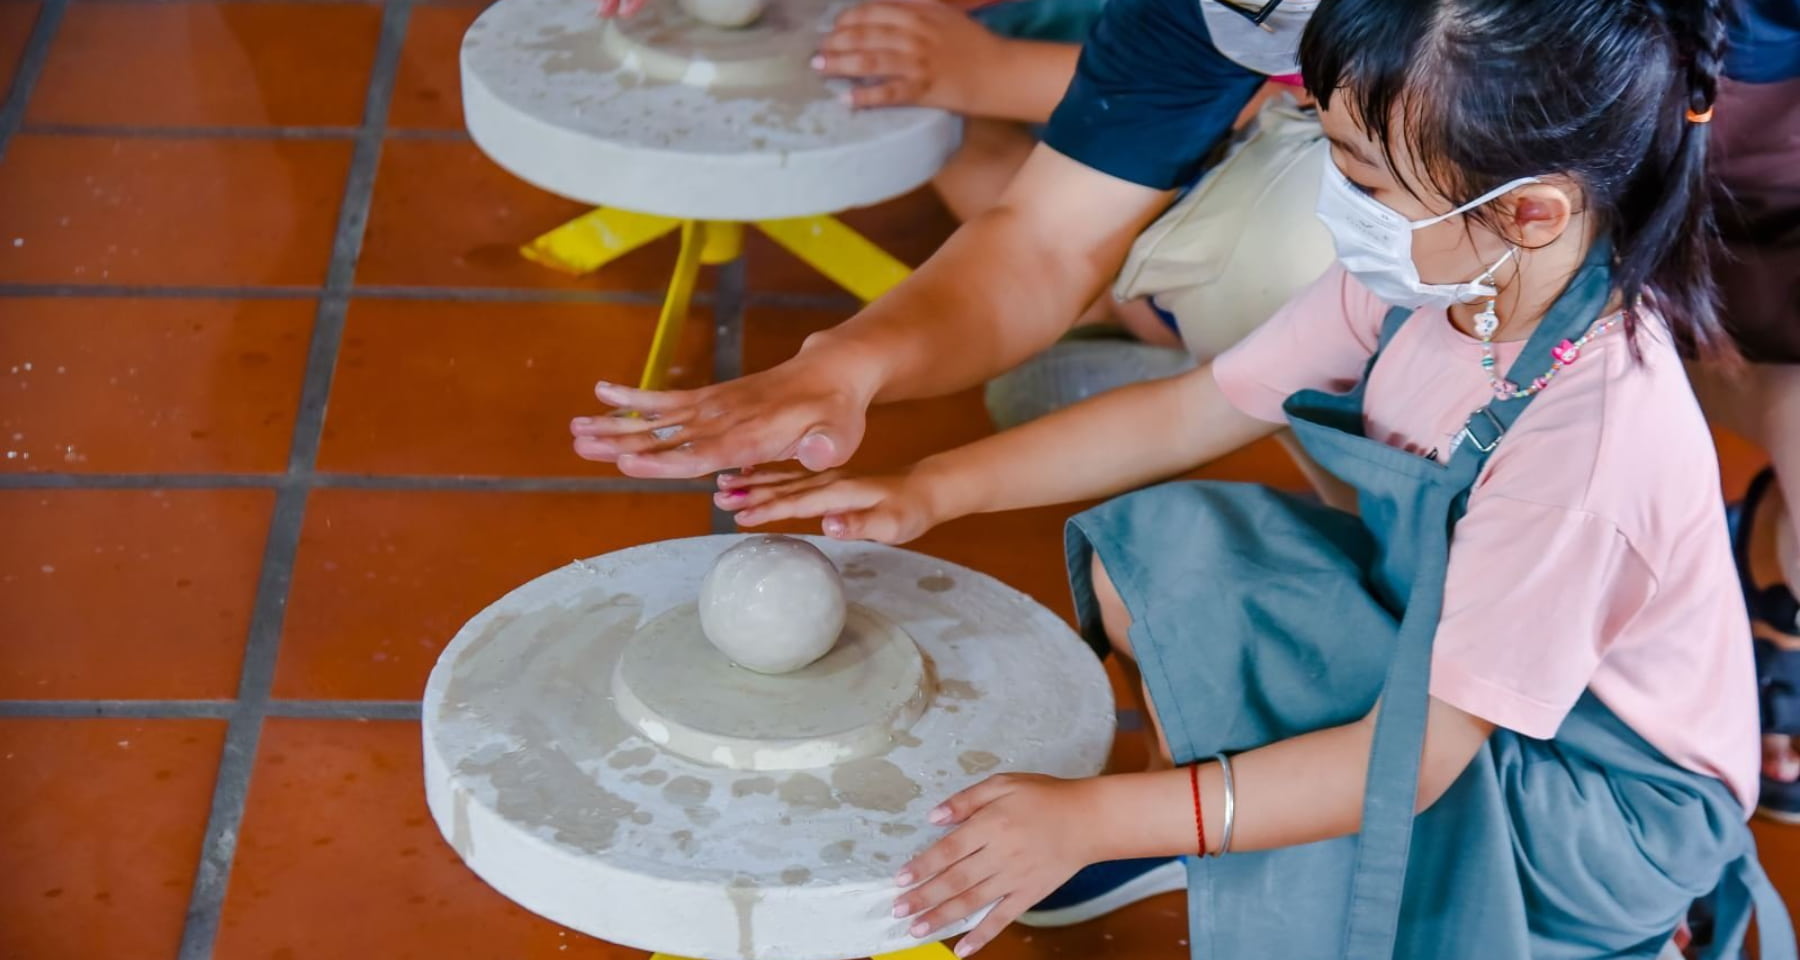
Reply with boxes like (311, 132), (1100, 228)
(698, 535), (847, 674)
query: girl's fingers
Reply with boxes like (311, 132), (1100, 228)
(835, 0), (940, 32)
(617, 0), (650, 14)
(929, 775), (1016, 827)
(818, 24), (924, 56)
(719, 472), (841, 513)
(895, 824), (981, 891)
(813, 50), (922, 80)
(848, 79), (926, 109)
(735, 481), (885, 526)
(954, 897), (1029, 958)
(573, 423), (698, 461)
(905, 863), (1001, 936)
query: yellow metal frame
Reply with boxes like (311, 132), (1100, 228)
(522, 208), (910, 390)
(650, 943), (957, 960)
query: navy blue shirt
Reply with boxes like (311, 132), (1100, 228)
(1726, 0), (1800, 83)
(1042, 0), (1262, 190)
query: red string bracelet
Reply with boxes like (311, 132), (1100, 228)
(1190, 763), (1207, 857)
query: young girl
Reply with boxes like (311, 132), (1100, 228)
(715, 0), (1797, 956)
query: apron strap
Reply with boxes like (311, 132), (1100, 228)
(1340, 241), (1620, 960)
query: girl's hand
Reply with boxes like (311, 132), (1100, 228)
(894, 774), (1104, 956)
(813, 1), (1007, 112)
(714, 467), (942, 543)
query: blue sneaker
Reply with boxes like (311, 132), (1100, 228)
(1017, 857), (1188, 928)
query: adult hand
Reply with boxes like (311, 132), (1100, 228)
(893, 774), (1104, 956)
(815, 1), (1007, 112)
(715, 467), (943, 543)
(570, 349), (878, 478)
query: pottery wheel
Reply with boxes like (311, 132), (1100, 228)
(460, 0), (962, 220)
(422, 536), (1114, 960)
(612, 603), (930, 771)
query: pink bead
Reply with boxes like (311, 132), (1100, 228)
(1551, 339), (1581, 365)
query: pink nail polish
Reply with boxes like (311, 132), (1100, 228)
(810, 55), (825, 70)
(909, 922), (929, 939)
(892, 903), (907, 918)
(928, 806), (950, 825)
(894, 870), (913, 886)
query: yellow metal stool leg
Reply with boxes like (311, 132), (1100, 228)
(640, 220), (707, 391)
(523, 207), (682, 275)
(754, 216), (912, 303)
(700, 221), (746, 265)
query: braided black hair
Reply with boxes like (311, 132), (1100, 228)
(1300, 0), (1735, 357)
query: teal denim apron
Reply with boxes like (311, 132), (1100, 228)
(1065, 244), (1796, 959)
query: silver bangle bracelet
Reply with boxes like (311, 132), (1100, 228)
(1212, 753), (1236, 856)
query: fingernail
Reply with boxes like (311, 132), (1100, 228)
(724, 489), (748, 500)
(928, 806), (950, 824)
(837, 90), (855, 106)
(954, 942), (975, 958)
(909, 922), (930, 939)
(894, 870), (913, 886)
(573, 417), (592, 427)
(810, 55), (825, 70)
(822, 517), (845, 538)
(891, 902), (908, 918)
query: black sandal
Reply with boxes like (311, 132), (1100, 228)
(1731, 467), (1800, 823)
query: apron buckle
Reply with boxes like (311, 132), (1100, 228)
(1458, 407), (1507, 454)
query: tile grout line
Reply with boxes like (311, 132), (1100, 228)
(708, 258), (748, 534)
(0, 0), (68, 165)
(20, 122), (472, 141)
(0, 284), (857, 310)
(0, 471), (716, 492)
(174, 5), (413, 958)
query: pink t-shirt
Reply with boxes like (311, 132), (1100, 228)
(1213, 264), (1760, 812)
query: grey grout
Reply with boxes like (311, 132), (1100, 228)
(175, 5), (413, 957)
(19, 122), (471, 141)
(0, 471), (715, 493)
(0, 0), (67, 165)
(265, 700), (423, 720)
(0, 700), (236, 719)
(0, 282), (851, 309)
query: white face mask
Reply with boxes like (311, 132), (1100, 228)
(1314, 156), (1540, 309)
(1197, 0), (1319, 75)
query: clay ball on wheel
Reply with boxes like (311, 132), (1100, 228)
(698, 535), (847, 674)
(677, 0), (768, 29)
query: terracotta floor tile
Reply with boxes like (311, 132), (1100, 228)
(29, 2), (380, 127)
(744, 305), (994, 471)
(0, 298), (312, 474)
(0, 489), (272, 699)
(359, 139), (682, 291)
(317, 298), (709, 476)
(744, 187), (957, 295)
(273, 489), (711, 700)
(0, 3), (38, 91)
(0, 135), (350, 286)
(1754, 820), (1800, 922)
(984, 895), (1189, 960)
(0, 718), (226, 960)
(217, 718), (631, 960)
(388, 5), (478, 130)
(1715, 426), (1768, 501)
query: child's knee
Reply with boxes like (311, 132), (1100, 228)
(1089, 552), (1136, 661)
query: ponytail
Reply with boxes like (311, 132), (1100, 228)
(1614, 0), (1733, 357)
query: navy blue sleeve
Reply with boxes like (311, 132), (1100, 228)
(1725, 0), (1800, 83)
(1042, 0), (1263, 190)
